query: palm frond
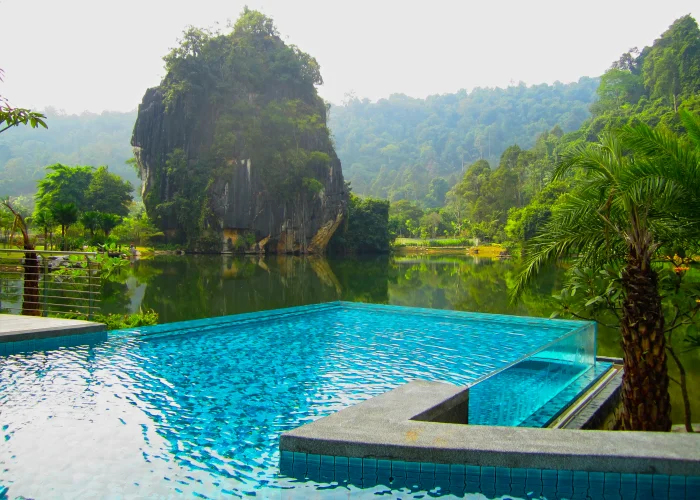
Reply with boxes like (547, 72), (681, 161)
(512, 197), (615, 301)
(679, 109), (700, 149)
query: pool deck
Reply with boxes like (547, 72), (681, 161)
(281, 379), (700, 476)
(0, 314), (106, 343)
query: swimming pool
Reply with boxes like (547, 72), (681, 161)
(0, 302), (601, 497)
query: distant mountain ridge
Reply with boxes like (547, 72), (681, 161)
(0, 109), (138, 198)
(329, 78), (599, 205)
(0, 80), (599, 208)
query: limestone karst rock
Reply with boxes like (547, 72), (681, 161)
(131, 9), (346, 253)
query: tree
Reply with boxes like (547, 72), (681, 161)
(51, 203), (79, 250)
(85, 166), (134, 216)
(0, 69), (47, 135)
(36, 164), (94, 212)
(80, 211), (103, 239)
(99, 213), (121, 238)
(31, 208), (55, 250)
(329, 194), (390, 254)
(2, 198), (40, 316)
(514, 122), (700, 431)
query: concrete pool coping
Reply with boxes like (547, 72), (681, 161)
(0, 314), (106, 343)
(280, 379), (700, 476)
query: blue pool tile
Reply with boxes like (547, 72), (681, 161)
(334, 456), (348, 469)
(293, 452), (307, 464)
(494, 481), (511, 498)
(589, 471), (604, 486)
(466, 465), (480, 478)
(511, 467), (527, 483)
(449, 464), (466, 477)
(435, 463), (449, 475)
(279, 458), (293, 476)
(319, 469), (334, 483)
(527, 468), (542, 481)
(669, 475), (685, 498)
(573, 470), (589, 487)
(434, 472), (450, 488)
(406, 461), (421, 475)
(481, 466), (495, 484)
(652, 474), (669, 499)
(541, 480), (558, 499)
(449, 473), (466, 489)
(306, 467), (322, 482)
(420, 462), (435, 474)
(280, 450), (293, 463)
(495, 467), (510, 484)
(542, 468), (558, 484)
(306, 454), (321, 467)
(334, 468), (349, 483)
(391, 460), (406, 477)
(362, 458), (377, 472)
(376, 459), (391, 472)
(465, 477), (481, 494)
(685, 477), (699, 500)
(481, 483), (496, 498)
(605, 472), (622, 493)
(405, 474), (421, 488)
(557, 469), (573, 484)
(320, 455), (334, 469)
(348, 457), (362, 469)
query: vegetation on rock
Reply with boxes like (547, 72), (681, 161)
(133, 8), (346, 252)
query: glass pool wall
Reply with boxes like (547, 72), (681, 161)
(468, 322), (597, 426)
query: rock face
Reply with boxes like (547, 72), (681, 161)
(131, 12), (346, 254)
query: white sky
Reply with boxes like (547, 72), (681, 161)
(1, 0), (698, 114)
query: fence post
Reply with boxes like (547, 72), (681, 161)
(87, 255), (93, 320)
(42, 256), (49, 317)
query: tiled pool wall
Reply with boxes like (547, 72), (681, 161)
(280, 452), (700, 499)
(0, 331), (108, 355)
(468, 322), (597, 427)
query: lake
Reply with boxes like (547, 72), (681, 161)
(101, 253), (698, 425)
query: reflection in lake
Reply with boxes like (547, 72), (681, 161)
(102, 253), (698, 425)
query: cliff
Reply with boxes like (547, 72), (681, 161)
(131, 9), (346, 253)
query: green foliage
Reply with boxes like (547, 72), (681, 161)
(55, 309), (159, 329)
(99, 213), (121, 237)
(36, 164), (94, 212)
(50, 202), (79, 249)
(0, 69), (47, 136)
(85, 166), (133, 216)
(330, 78), (598, 205)
(330, 194), (390, 254)
(147, 9), (334, 243)
(80, 211), (102, 238)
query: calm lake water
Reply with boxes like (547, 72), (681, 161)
(101, 253), (699, 425)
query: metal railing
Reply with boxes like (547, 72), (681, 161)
(0, 249), (102, 319)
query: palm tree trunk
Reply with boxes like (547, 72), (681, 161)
(619, 247), (671, 431)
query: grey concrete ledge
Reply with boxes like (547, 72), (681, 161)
(0, 314), (106, 343)
(280, 380), (700, 476)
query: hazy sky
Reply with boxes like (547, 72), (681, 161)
(1, 0), (698, 113)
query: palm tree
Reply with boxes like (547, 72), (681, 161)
(514, 121), (700, 432)
(50, 202), (79, 251)
(80, 211), (102, 240)
(99, 213), (121, 238)
(31, 208), (55, 250)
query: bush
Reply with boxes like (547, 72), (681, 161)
(53, 309), (159, 330)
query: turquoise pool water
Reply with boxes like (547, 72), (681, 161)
(1, 302), (598, 498)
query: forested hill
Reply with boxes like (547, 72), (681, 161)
(0, 109), (138, 197)
(329, 78), (599, 205)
